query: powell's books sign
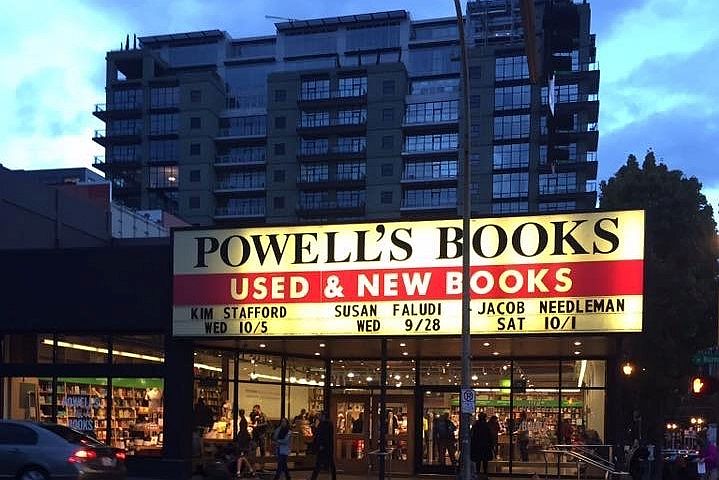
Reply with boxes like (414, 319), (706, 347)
(172, 210), (644, 337)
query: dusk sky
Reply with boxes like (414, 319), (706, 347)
(1, 0), (717, 215)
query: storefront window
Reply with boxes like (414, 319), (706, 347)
(331, 360), (379, 388)
(420, 359), (461, 386)
(56, 378), (108, 440)
(561, 359), (606, 388)
(55, 335), (109, 363)
(240, 354), (282, 383)
(111, 378), (164, 456)
(2, 377), (45, 421)
(387, 360), (415, 388)
(112, 335), (164, 364)
(194, 349), (228, 379)
(194, 378), (234, 439)
(2, 334), (53, 363)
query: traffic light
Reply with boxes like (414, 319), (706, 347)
(690, 375), (718, 396)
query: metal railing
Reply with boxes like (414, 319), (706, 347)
(541, 444), (630, 480)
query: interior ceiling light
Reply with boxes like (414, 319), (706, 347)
(492, 352), (500, 356)
(483, 342), (491, 347)
(259, 343), (266, 348)
(573, 341), (582, 346)
(399, 342), (407, 347)
(319, 343), (326, 348)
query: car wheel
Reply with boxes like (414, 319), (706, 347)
(17, 468), (48, 480)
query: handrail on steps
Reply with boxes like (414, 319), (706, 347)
(541, 446), (631, 480)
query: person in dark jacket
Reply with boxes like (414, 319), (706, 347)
(236, 409), (255, 478)
(310, 412), (337, 480)
(471, 412), (494, 475)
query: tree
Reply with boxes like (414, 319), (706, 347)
(599, 150), (718, 440)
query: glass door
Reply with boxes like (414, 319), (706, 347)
(332, 394), (369, 474)
(370, 394), (414, 475)
(419, 388), (460, 474)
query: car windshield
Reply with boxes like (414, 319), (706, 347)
(38, 424), (106, 448)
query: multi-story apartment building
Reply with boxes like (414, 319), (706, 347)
(93, 1), (598, 226)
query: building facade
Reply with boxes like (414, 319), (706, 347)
(92, 1), (598, 226)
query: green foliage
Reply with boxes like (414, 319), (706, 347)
(599, 150), (718, 432)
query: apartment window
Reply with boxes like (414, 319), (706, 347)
(275, 116), (286, 129)
(110, 145), (138, 163)
(409, 46), (460, 76)
(337, 190), (366, 208)
(149, 140), (178, 163)
(300, 111), (330, 128)
(336, 136), (366, 153)
(495, 56), (529, 81)
(150, 86), (179, 108)
(381, 191), (393, 204)
(219, 115), (266, 137)
(299, 191), (329, 209)
(190, 170), (201, 182)
(300, 78), (330, 100)
(405, 100), (459, 124)
(540, 143), (578, 166)
(109, 119), (142, 136)
(382, 135), (394, 150)
(410, 78), (459, 95)
(300, 138), (329, 155)
(492, 201), (529, 214)
(539, 201), (577, 212)
(189, 196), (200, 209)
(494, 85), (531, 111)
(382, 108), (394, 122)
(274, 143), (286, 155)
(402, 188), (457, 208)
(273, 170), (286, 182)
(381, 163), (394, 176)
(149, 114), (179, 135)
(274, 89), (287, 102)
(299, 164), (329, 183)
(190, 90), (202, 103)
(404, 133), (458, 152)
(190, 143), (201, 156)
(111, 89), (142, 110)
(493, 115), (530, 140)
(273, 196), (285, 209)
(338, 77), (367, 97)
(216, 172), (266, 190)
(492, 172), (529, 198)
(224, 146), (266, 164)
(539, 172), (578, 195)
(403, 159), (458, 180)
(336, 162), (366, 180)
(382, 80), (395, 95)
(542, 84), (580, 105)
(493, 144), (529, 169)
(413, 23), (458, 41)
(149, 166), (179, 189)
(190, 117), (201, 129)
(337, 109), (366, 125)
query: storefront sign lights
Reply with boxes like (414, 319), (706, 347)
(172, 210), (644, 337)
(42, 339), (222, 372)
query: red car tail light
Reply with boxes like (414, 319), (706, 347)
(68, 448), (97, 463)
(115, 450), (127, 461)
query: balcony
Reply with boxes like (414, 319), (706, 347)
(214, 205), (266, 220)
(215, 126), (267, 142)
(298, 145), (367, 161)
(297, 89), (367, 107)
(214, 179), (266, 193)
(402, 116), (459, 133)
(93, 127), (143, 147)
(92, 101), (143, 120)
(296, 117), (367, 135)
(400, 173), (458, 185)
(539, 156), (598, 178)
(401, 146), (459, 157)
(297, 173), (367, 189)
(539, 180), (597, 204)
(296, 200), (366, 216)
(214, 154), (266, 168)
(400, 198), (457, 211)
(555, 98), (599, 123)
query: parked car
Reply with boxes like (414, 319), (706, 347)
(0, 420), (126, 479)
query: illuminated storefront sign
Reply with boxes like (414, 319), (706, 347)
(172, 210), (644, 336)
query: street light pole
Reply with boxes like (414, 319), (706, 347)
(454, 1), (472, 480)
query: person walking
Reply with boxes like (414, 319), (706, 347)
(471, 413), (494, 476)
(236, 409), (256, 478)
(309, 412), (337, 480)
(515, 412), (530, 462)
(436, 412), (457, 466)
(488, 415), (501, 459)
(250, 404), (269, 458)
(272, 418), (292, 480)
